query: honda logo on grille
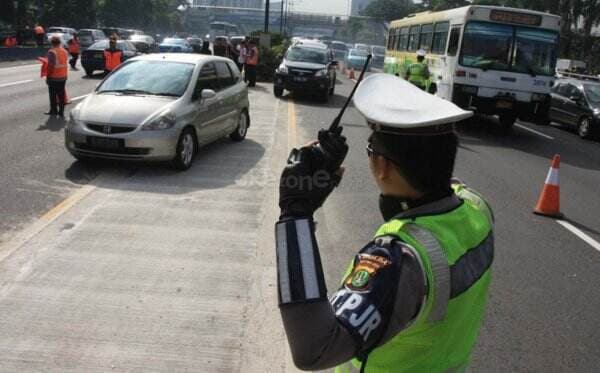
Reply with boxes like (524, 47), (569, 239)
(103, 125), (111, 134)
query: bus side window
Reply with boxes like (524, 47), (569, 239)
(398, 27), (409, 51)
(432, 22), (449, 54)
(447, 27), (461, 56)
(387, 28), (396, 50)
(419, 24), (433, 52)
(408, 25), (420, 51)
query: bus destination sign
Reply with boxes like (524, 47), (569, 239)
(490, 10), (542, 26)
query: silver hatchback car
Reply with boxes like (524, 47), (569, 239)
(65, 54), (250, 170)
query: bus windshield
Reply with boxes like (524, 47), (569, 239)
(460, 21), (558, 76)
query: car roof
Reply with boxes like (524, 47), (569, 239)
(130, 53), (233, 65)
(293, 40), (328, 49)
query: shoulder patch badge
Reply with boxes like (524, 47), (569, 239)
(345, 254), (392, 291)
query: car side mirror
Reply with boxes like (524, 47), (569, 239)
(201, 89), (216, 99)
(569, 95), (582, 103)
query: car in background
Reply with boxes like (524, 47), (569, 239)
(66, 54), (250, 170)
(274, 41), (337, 102)
(78, 29), (107, 49)
(186, 36), (203, 53)
(81, 39), (139, 76)
(230, 36), (246, 49)
(330, 41), (349, 62)
(130, 34), (157, 53)
(102, 27), (129, 39)
(370, 45), (385, 68)
(354, 43), (370, 52)
(159, 38), (193, 53)
(345, 48), (371, 71)
(0, 21), (15, 45)
(47, 26), (76, 47)
(548, 79), (600, 139)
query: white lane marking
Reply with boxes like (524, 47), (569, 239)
(557, 220), (600, 253)
(515, 123), (555, 140)
(0, 63), (39, 71)
(0, 79), (33, 88)
(70, 94), (90, 102)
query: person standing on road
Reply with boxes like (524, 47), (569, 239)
(45, 36), (68, 117)
(245, 39), (259, 87)
(103, 35), (123, 75)
(275, 74), (494, 372)
(67, 33), (81, 70)
(238, 39), (248, 75)
(405, 49), (430, 90)
(200, 40), (212, 55)
(34, 24), (45, 47)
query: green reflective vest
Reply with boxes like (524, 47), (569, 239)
(407, 62), (428, 88)
(336, 185), (494, 373)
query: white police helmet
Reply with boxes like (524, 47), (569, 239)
(417, 49), (427, 57)
(353, 74), (472, 135)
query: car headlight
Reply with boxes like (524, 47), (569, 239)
(277, 64), (288, 74)
(68, 107), (83, 128)
(142, 111), (176, 131)
(594, 108), (600, 117)
(315, 69), (328, 77)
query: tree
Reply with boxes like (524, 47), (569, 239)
(361, 0), (414, 22)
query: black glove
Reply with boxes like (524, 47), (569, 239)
(279, 128), (348, 219)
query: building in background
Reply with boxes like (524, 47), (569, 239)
(192, 0), (263, 8)
(350, 0), (376, 16)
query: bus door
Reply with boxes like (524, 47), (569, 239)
(438, 25), (462, 100)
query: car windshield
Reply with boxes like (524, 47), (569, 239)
(97, 61), (194, 97)
(162, 38), (185, 45)
(286, 47), (328, 64)
(584, 84), (600, 104)
(331, 43), (348, 51)
(372, 46), (385, 55)
(350, 49), (369, 57)
(460, 21), (558, 76)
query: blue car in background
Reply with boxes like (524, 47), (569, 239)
(159, 38), (193, 53)
(345, 48), (371, 71)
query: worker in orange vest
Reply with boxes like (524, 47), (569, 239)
(67, 33), (80, 70)
(45, 36), (69, 117)
(245, 39), (259, 87)
(104, 35), (123, 75)
(34, 24), (45, 47)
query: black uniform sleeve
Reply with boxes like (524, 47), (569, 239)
(276, 218), (426, 371)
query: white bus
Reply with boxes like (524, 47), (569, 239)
(384, 6), (560, 128)
(208, 22), (240, 41)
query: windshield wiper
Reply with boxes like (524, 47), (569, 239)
(146, 92), (180, 97)
(98, 89), (152, 95)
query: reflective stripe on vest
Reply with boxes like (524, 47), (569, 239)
(104, 50), (122, 71)
(404, 224), (451, 322)
(48, 48), (68, 79)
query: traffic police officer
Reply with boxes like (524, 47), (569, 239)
(275, 74), (494, 372)
(104, 35), (123, 75)
(405, 49), (430, 90)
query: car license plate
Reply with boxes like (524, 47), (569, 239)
(88, 136), (123, 150)
(294, 76), (307, 82)
(496, 100), (513, 109)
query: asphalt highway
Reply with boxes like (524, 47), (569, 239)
(0, 61), (102, 245)
(0, 60), (599, 371)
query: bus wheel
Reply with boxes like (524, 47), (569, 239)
(499, 114), (516, 131)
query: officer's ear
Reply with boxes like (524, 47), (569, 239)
(371, 155), (392, 181)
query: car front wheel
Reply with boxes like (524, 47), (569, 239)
(230, 110), (249, 142)
(173, 127), (196, 170)
(274, 86), (284, 98)
(578, 116), (593, 139)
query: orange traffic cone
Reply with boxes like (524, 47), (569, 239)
(348, 68), (356, 80)
(534, 154), (563, 218)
